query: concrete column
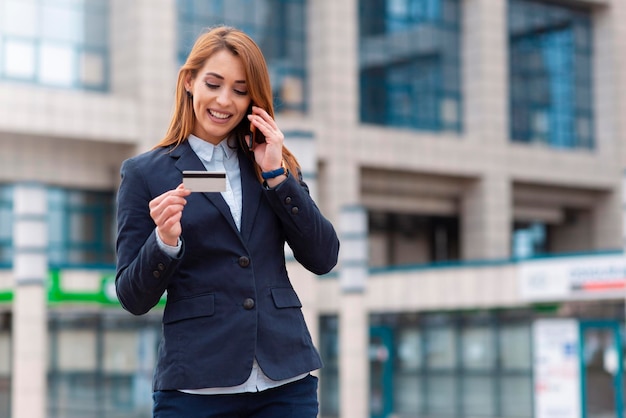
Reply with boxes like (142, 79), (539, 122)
(308, 0), (359, 127)
(592, 185), (622, 250)
(595, 0), (626, 161)
(463, 0), (508, 145)
(592, 2), (625, 252)
(120, 0), (178, 153)
(11, 183), (48, 418)
(339, 206), (368, 418)
(462, 174), (511, 260)
(461, 0), (511, 260)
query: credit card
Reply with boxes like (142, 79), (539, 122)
(182, 171), (227, 192)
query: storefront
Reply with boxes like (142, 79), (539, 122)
(319, 252), (626, 418)
(0, 267), (161, 418)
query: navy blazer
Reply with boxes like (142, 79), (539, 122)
(115, 140), (339, 390)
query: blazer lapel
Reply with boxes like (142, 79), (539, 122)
(171, 142), (239, 235)
(238, 149), (263, 242)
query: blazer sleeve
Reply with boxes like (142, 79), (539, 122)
(263, 170), (340, 275)
(115, 158), (183, 315)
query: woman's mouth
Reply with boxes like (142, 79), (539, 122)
(208, 109), (231, 121)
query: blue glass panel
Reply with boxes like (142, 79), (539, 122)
(47, 187), (115, 266)
(40, 43), (75, 86)
(0, 185), (13, 264)
(319, 316), (340, 416)
(509, 0), (593, 149)
(41, 4), (82, 42)
(175, 0), (307, 115)
(3, 0), (38, 37)
(359, 0), (461, 133)
(0, 0), (109, 91)
(512, 222), (547, 259)
(4, 39), (36, 79)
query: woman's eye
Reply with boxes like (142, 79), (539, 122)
(234, 90), (248, 96)
(205, 82), (219, 89)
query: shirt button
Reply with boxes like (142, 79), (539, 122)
(291, 207), (299, 215)
(238, 256), (250, 267)
(157, 263), (166, 271)
(285, 196), (292, 204)
(243, 298), (255, 310)
(152, 270), (161, 278)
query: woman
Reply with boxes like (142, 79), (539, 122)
(115, 26), (339, 417)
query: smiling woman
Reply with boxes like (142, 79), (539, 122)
(115, 26), (339, 418)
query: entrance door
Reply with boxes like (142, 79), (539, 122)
(580, 321), (624, 418)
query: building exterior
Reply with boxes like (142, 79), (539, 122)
(0, 0), (625, 417)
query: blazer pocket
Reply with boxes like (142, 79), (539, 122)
(163, 293), (215, 324)
(270, 287), (303, 309)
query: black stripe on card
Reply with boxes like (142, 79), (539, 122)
(182, 171), (226, 179)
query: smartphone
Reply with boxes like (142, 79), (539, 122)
(247, 104), (266, 148)
(182, 171), (226, 193)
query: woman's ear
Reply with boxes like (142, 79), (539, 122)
(183, 75), (193, 94)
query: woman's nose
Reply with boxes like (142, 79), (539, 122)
(216, 89), (231, 105)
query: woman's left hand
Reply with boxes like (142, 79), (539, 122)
(247, 106), (284, 172)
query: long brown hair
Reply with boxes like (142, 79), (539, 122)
(154, 25), (300, 181)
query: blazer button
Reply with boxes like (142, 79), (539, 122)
(238, 256), (250, 267)
(152, 270), (161, 278)
(157, 262), (166, 271)
(284, 196), (292, 204)
(291, 206), (299, 215)
(243, 298), (255, 310)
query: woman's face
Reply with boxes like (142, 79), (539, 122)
(185, 49), (251, 145)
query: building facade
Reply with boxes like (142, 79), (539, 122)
(0, 0), (625, 417)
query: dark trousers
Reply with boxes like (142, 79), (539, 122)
(153, 374), (319, 418)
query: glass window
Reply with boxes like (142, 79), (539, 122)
(394, 328), (423, 415)
(319, 315), (339, 417)
(500, 322), (532, 417)
(501, 375), (533, 417)
(372, 312), (535, 418)
(397, 328), (422, 371)
(461, 326), (495, 370)
(41, 3), (82, 42)
(4, 39), (36, 79)
(0, 186), (12, 265)
(512, 221), (547, 259)
(56, 329), (97, 371)
(40, 43), (75, 86)
(500, 323), (531, 370)
(48, 187), (115, 266)
(425, 325), (457, 369)
(509, 0), (593, 149)
(176, 0), (307, 115)
(394, 374), (423, 415)
(368, 211), (460, 268)
(427, 376), (457, 414)
(359, 0), (462, 132)
(0, 0), (109, 90)
(3, 0), (38, 37)
(102, 331), (139, 373)
(48, 312), (160, 418)
(0, 186), (114, 266)
(462, 376), (495, 416)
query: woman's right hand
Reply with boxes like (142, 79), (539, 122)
(149, 183), (191, 246)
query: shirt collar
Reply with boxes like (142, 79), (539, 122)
(188, 134), (237, 163)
